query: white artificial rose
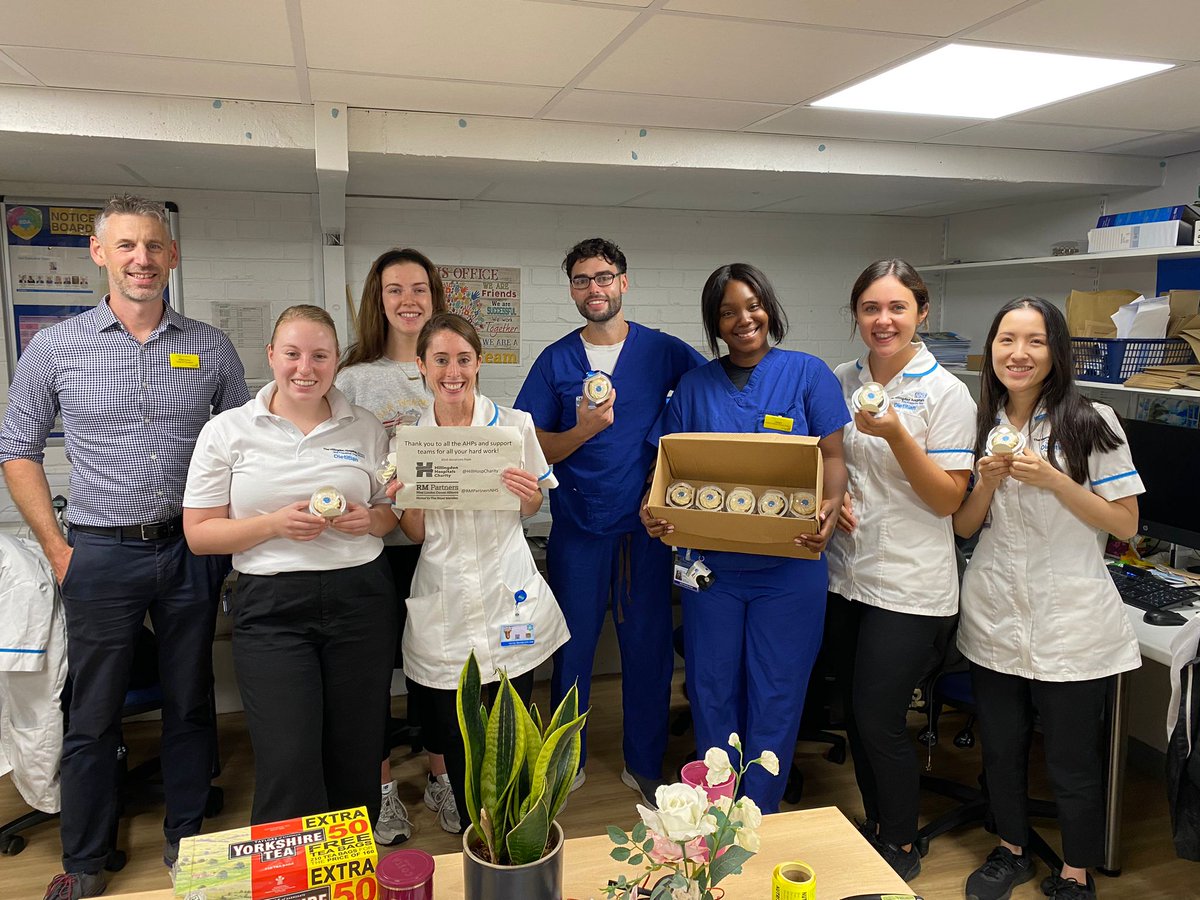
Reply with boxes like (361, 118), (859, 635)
(703, 747), (733, 786)
(733, 796), (763, 830)
(727, 732), (741, 750)
(649, 784), (717, 842)
(759, 750), (780, 776)
(733, 825), (761, 853)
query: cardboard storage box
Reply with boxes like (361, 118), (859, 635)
(647, 432), (823, 560)
(1087, 220), (1194, 252)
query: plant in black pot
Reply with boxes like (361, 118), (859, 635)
(456, 649), (587, 900)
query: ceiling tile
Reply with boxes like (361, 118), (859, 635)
(0, 0), (294, 65)
(1016, 64), (1200, 131)
(311, 72), (558, 117)
(966, 0), (1200, 61)
(665, 0), (1024, 37)
(5, 48), (301, 103)
(301, 0), (637, 86)
(1092, 131), (1200, 158)
(748, 107), (981, 141)
(544, 90), (787, 130)
(580, 15), (930, 103)
(928, 121), (1158, 152)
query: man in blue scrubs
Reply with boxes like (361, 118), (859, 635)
(515, 238), (704, 804)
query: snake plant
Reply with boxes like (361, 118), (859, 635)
(456, 650), (587, 865)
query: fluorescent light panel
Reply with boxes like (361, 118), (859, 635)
(812, 44), (1173, 119)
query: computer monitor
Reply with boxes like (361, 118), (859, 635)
(1120, 417), (1200, 550)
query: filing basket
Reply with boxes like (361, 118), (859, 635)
(1071, 337), (1196, 384)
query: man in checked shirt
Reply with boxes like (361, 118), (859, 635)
(0, 195), (250, 900)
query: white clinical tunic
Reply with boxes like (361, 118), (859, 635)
(402, 395), (569, 690)
(958, 402), (1143, 682)
(827, 344), (977, 616)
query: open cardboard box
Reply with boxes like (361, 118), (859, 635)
(647, 432), (823, 560)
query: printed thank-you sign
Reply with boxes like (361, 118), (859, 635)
(392, 426), (523, 510)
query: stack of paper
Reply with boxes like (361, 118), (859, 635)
(922, 331), (971, 368)
(1123, 364), (1200, 390)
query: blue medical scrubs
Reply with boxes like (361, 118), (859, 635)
(516, 321), (704, 779)
(649, 347), (851, 811)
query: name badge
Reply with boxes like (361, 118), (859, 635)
(170, 353), (200, 369)
(762, 414), (794, 432)
(500, 622), (535, 647)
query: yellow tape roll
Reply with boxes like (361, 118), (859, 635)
(772, 861), (816, 900)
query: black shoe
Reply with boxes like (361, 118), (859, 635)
(873, 838), (921, 881)
(43, 873), (106, 900)
(1042, 872), (1096, 899)
(966, 846), (1035, 900)
(855, 817), (878, 841)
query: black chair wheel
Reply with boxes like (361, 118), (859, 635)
(917, 728), (937, 747)
(205, 786), (225, 817)
(0, 834), (27, 855)
(915, 835), (930, 857)
(827, 744), (846, 765)
(105, 848), (127, 872)
(954, 728), (975, 749)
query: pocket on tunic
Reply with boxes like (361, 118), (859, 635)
(403, 590), (449, 659)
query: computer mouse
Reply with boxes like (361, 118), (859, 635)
(1144, 608), (1188, 626)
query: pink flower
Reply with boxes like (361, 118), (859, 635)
(647, 832), (708, 864)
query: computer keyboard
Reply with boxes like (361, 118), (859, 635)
(1111, 568), (1200, 612)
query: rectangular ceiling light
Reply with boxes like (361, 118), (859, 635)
(812, 43), (1173, 119)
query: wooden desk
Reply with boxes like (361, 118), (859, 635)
(108, 807), (910, 900)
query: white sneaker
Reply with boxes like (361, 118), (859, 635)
(570, 769), (586, 793)
(375, 783), (413, 845)
(424, 774), (461, 834)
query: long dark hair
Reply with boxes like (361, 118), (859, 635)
(340, 248), (447, 370)
(699, 263), (788, 358)
(847, 258), (930, 333)
(975, 296), (1121, 483)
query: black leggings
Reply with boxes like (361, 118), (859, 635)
(381, 545), (423, 760)
(421, 670), (535, 831)
(826, 593), (950, 846)
(970, 663), (1110, 868)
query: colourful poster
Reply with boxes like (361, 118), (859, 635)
(437, 264), (521, 364)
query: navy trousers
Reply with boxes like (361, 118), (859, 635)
(547, 525), (674, 780)
(59, 528), (227, 874)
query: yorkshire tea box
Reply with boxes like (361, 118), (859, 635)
(174, 806), (377, 900)
(647, 432), (824, 560)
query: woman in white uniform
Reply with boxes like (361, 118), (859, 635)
(954, 296), (1142, 900)
(183, 305), (399, 825)
(336, 248), (449, 841)
(390, 313), (568, 831)
(826, 259), (976, 880)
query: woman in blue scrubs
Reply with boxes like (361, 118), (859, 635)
(642, 262), (849, 813)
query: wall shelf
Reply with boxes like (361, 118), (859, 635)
(918, 245), (1200, 277)
(950, 368), (1200, 400)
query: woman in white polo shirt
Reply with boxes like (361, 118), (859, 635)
(183, 304), (399, 826)
(387, 312), (568, 832)
(825, 258), (976, 880)
(953, 297), (1141, 900)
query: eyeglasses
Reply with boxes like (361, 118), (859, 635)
(569, 271), (621, 289)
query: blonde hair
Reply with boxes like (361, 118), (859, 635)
(270, 304), (338, 351)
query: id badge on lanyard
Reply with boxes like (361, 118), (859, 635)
(672, 549), (714, 592)
(500, 589), (536, 647)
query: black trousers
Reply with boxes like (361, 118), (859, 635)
(232, 555), (396, 825)
(826, 592), (949, 846)
(970, 662), (1110, 868)
(380, 545), (439, 760)
(58, 529), (227, 874)
(422, 670), (534, 831)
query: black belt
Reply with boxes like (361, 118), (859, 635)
(69, 516), (184, 542)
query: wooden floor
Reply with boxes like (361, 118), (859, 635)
(2, 673), (1198, 899)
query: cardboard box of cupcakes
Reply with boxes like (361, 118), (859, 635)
(646, 432), (824, 560)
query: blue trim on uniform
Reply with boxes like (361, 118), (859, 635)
(1092, 469), (1138, 486)
(855, 360), (864, 370)
(537, 467), (553, 482)
(928, 448), (974, 455)
(486, 400), (499, 426)
(904, 361), (939, 377)
(1034, 412), (1048, 422)
(0, 647), (46, 655)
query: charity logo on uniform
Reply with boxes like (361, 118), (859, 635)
(7, 206), (44, 241)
